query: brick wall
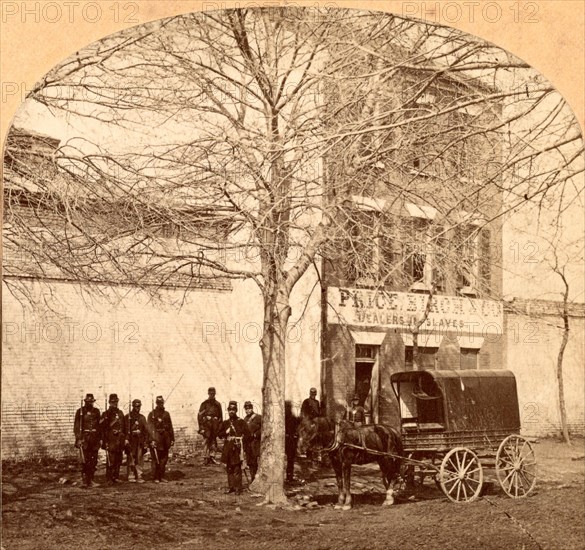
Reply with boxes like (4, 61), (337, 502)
(504, 309), (585, 438)
(2, 271), (321, 460)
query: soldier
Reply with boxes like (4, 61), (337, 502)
(301, 387), (321, 420)
(345, 394), (366, 427)
(301, 388), (322, 465)
(125, 399), (149, 483)
(197, 387), (223, 465)
(285, 400), (299, 484)
(217, 401), (251, 494)
(243, 401), (261, 482)
(100, 393), (127, 485)
(148, 395), (175, 483)
(73, 393), (102, 488)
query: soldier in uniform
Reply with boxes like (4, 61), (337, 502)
(344, 394), (366, 427)
(100, 393), (127, 485)
(197, 387), (223, 465)
(217, 401), (251, 494)
(243, 401), (261, 482)
(301, 388), (321, 464)
(125, 399), (149, 483)
(148, 395), (175, 483)
(285, 400), (299, 484)
(301, 387), (321, 420)
(74, 393), (102, 488)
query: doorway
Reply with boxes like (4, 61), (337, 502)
(355, 344), (378, 413)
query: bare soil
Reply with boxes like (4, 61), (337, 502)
(2, 437), (584, 550)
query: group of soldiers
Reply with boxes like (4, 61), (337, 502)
(74, 386), (325, 494)
(74, 393), (174, 487)
(197, 387), (262, 494)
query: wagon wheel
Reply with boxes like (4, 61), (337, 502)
(439, 447), (484, 503)
(496, 435), (536, 498)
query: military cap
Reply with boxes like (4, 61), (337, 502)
(309, 387), (317, 394)
(352, 394), (360, 401)
(156, 395), (164, 403)
(132, 399), (142, 406)
(208, 387), (216, 393)
(227, 400), (238, 411)
(84, 393), (96, 402)
(108, 393), (119, 402)
(244, 401), (253, 408)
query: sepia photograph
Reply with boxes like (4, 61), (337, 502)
(1, 2), (584, 549)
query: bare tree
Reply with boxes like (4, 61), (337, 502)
(3, 8), (583, 502)
(546, 234), (584, 445)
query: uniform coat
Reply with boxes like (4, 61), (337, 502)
(148, 407), (174, 481)
(101, 407), (127, 482)
(198, 398), (223, 461)
(74, 405), (101, 486)
(244, 412), (262, 481)
(124, 410), (149, 481)
(217, 416), (251, 492)
(301, 397), (321, 420)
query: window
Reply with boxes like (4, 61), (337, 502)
(453, 225), (479, 289)
(451, 225), (492, 293)
(345, 209), (380, 287)
(460, 348), (479, 370)
(402, 217), (429, 286)
(404, 346), (438, 370)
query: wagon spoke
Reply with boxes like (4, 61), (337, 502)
(519, 440), (528, 457)
(460, 480), (468, 500)
(499, 453), (515, 465)
(502, 467), (516, 486)
(464, 476), (481, 487)
(517, 469), (534, 491)
(442, 473), (460, 483)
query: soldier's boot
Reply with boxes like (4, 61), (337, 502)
(88, 472), (101, 488)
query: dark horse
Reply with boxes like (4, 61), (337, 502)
(297, 417), (403, 510)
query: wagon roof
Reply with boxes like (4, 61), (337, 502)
(390, 369), (516, 383)
(391, 369), (521, 433)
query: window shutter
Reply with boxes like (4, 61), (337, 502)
(479, 228), (491, 287)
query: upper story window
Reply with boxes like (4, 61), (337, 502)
(341, 199), (491, 295)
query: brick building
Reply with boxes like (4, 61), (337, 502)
(317, 66), (508, 425)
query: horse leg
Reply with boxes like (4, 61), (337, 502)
(331, 453), (344, 510)
(376, 458), (393, 507)
(342, 459), (352, 510)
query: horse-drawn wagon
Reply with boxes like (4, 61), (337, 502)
(391, 369), (537, 503)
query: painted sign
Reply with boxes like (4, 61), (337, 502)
(327, 287), (503, 335)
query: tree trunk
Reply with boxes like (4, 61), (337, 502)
(557, 295), (571, 445)
(411, 285), (436, 371)
(249, 290), (291, 503)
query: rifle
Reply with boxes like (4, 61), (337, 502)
(78, 393), (85, 463)
(149, 383), (159, 464)
(165, 374), (184, 403)
(151, 443), (160, 464)
(242, 460), (250, 484)
(127, 392), (135, 469)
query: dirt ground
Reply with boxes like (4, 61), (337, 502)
(2, 437), (584, 550)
